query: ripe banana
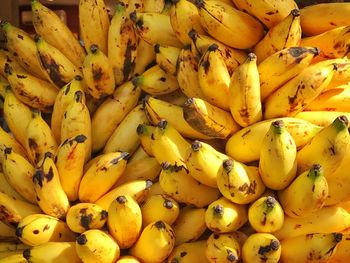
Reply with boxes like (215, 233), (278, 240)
(33, 153), (70, 219)
(259, 120), (297, 190)
(79, 0), (110, 55)
(130, 220), (175, 263)
(133, 38), (156, 76)
(295, 110), (350, 127)
(107, 195), (142, 249)
(0, 124), (28, 164)
(31, 0), (86, 68)
(168, 240), (209, 263)
(0, 49), (24, 76)
(76, 230), (120, 263)
(116, 256), (141, 263)
(0, 254), (27, 263)
(217, 159), (265, 204)
(144, 0), (164, 12)
(16, 214), (76, 246)
(136, 124), (155, 156)
(328, 231), (350, 263)
(327, 60), (350, 90)
(83, 44), (115, 99)
(0, 171), (26, 202)
(128, 146), (151, 162)
(229, 53), (262, 127)
(206, 232), (241, 263)
(154, 44), (180, 76)
(78, 151), (129, 203)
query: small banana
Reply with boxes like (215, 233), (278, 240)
(154, 44), (180, 76)
(0, 171), (27, 202)
(76, 230), (120, 263)
(136, 124), (155, 156)
(16, 213), (75, 246)
(83, 44), (115, 99)
(130, 220), (175, 263)
(66, 203), (108, 234)
(206, 232), (242, 263)
(168, 240), (209, 263)
(107, 195), (142, 249)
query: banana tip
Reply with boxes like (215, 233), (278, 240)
(191, 140), (202, 152)
(89, 44), (99, 53)
(154, 44), (161, 54)
(155, 220), (166, 229)
(116, 195), (127, 204)
(77, 234), (88, 245)
(334, 233), (343, 243)
(248, 53), (257, 61)
(223, 159), (233, 172)
(33, 34), (41, 43)
(157, 119), (168, 130)
(291, 9), (300, 17)
(23, 249), (31, 260)
(188, 29), (198, 41)
(194, 0), (205, 8)
(130, 11), (137, 22)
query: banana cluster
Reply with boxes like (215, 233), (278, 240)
(1, 0), (350, 262)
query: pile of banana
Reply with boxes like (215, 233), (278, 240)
(1, 0), (350, 262)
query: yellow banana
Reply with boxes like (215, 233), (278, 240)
(107, 195), (142, 249)
(33, 153), (70, 219)
(23, 242), (80, 263)
(155, 88), (188, 106)
(159, 162), (221, 207)
(297, 115), (350, 177)
(295, 111), (350, 127)
(129, 146), (150, 162)
(327, 60), (350, 89)
(116, 256), (141, 263)
(0, 254), (27, 263)
(133, 38), (156, 76)
(258, 46), (320, 101)
(328, 231), (350, 263)
(242, 233), (281, 263)
(144, 0), (164, 12)
(254, 9), (302, 63)
(136, 124), (155, 156)
(141, 194), (179, 226)
(31, 0), (86, 68)
(0, 171), (26, 202)
(25, 110), (58, 165)
(168, 240), (209, 263)
(2, 147), (36, 203)
(205, 197), (247, 234)
(259, 120), (297, 190)
(0, 191), (41, 226)
(194, 0), (264, 49)
(183, 97), (240, 139)
(146, 181), (166, 199)
(280, 232), (343, 263)
(119, 0), (144, 15)
(0, 127), (27, 163)
(91, 81), (141, 152)
(79, 0), (109, 55)
(35, 35), (82, 88)
(66, 203), (107, 234)
(76, 230), (120, 263)
(198, 44), (230, 110)
(1, 21), (44, 78)
(154, 44), (180, 76)
(206, 232), (242, 262)
(217, 159), (265, 205)
(130, 220), (175, 263)
(229, 53), (262, 127)
(0, 49), (24, 76)
(16, 214), (75, 246)
(83, 44), (115, 99)
(55, 134), (87, 201)
(264, 61), (336, 119)
(78, 151), (129, 203)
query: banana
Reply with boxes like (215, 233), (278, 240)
(0, 222), (16, 241)
(186, 140), (227, 188)
(254, 9), (301, 63)
(78, 151), (129, 203)
(83, 44), (115, 99)
(155, 88), (188, 106)
(300, 3), (350, 36)
(0, 21), (44, 78)
(0, 48), (25, 75)
(242, 233), (281, 263)
(296, 111), (350, 128)
(259, 120), (297, 190)
(25, 110), (58, 165)
(55, 134), (87, 201)
(141, 194), (179, 226)
(328, 231), (350, 263)
(159, 162), (221, 207)
(35, 35), (82, 88)
(130, 12), (183, 48)
(297, 115), (350, 177)
(0, 127), (27, 163)
(144, 0), (164, 12)
(326, 60), (350, 89)
(116, 256), (141, 263)
(95, 179), (153, 210)
(183, 98), (240, 139)
(1, 147), (36, 203)
(33, 153), (70, 219)
(205, 197), (247, 234)
(154, 44), (179, 76)
(108, 4), (137, 85)
(3, 88), (32, 148)
(264, 61), (336, 119)
(232, 0), (298, 29)
(280, 232), (343, 263)
(79, 0), (109, 55)
(258, 46), (319, 101)
(61, 90), (91, 162)
(146, 181), (166, 198)
(0, 171), (26, 202)
(173, 206), (206, 246)
(132, 65), (179, 95)
(168, 240), (209, 263)
(119, 0), (144, 15)
(129, 146), (150, 162)
(273, 205), (350, 240)
(31, 0), (86, 68)
(16, 214), (75, 246)
(130, 220), (175, 263)
(107, 195), (142, 249)
(0, 191), (41, 226)
(217, 159), (265, 205)
(194, 0), (264, 49)
(136, 124), (155, 156)
(0, 243), (29, 254)
(76, 230), (120, 263)
(0, 254), (27, 263)
(206, 232), (242, 263)
(22, 242), (80, 263)
(66, 203), (107, 234)
(198, 44), (230, 110)
(3, 63), (58, 112)
(133, 38), (156, 76)
(229, 53), (262, 127)
(91, 81), (141, 152)
(248, 196), (284, 233)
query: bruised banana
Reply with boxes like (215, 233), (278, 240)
(206, 232), (242, 263)
(136, 124), (155, 156)
(0, 126), (27, 162)
(168, 240), (209, 263)
(0, 49), (24, 76)
(154, 44), (180, 76)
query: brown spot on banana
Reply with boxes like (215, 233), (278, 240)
(39, 53), (66, 87)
